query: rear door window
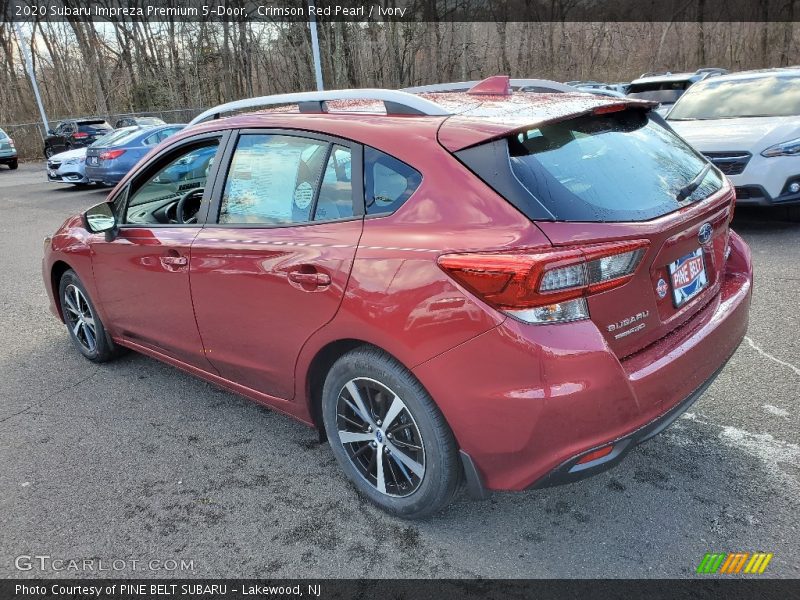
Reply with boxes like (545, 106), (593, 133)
(364, 147), (422, 215)
(501, 110), (722, 222)
(314, 145), (354, 221)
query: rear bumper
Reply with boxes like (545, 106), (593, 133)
(85, 166), (125, 185)
(0, 153), (17, 163)
(530, 353), (732, 489)
(414, 231), (752, 492)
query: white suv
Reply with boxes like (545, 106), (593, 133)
(667, 68), (800, 219)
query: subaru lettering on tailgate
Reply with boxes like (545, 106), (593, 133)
(669, 248), (708, 307)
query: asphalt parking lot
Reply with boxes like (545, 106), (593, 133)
(0, 161), (798, 579)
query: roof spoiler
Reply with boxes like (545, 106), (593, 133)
(403, 76), (575, 94)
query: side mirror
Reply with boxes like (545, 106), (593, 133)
(84, 202), (117, 240)
(47, 129), (55, 136)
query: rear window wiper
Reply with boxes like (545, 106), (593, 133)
(676, 162), (712, 202)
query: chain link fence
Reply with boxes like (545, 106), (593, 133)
(2, 108), (205, 161)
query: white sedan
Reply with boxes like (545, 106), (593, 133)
(46, 147), (89, 185)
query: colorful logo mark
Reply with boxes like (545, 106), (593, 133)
(696, 552), (773, 574)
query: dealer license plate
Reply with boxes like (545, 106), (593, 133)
(668, 248), (708, 307)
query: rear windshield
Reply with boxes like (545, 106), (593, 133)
(0, 128), (7, 140)
(460, 110), (723, 222)
(109, 129), (146, 147)
(78, 120), (111, 131)
(90, 127), (138, 147)
(668, 75), (800, 119)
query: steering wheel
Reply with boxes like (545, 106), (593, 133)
(175, 187), (204, 224)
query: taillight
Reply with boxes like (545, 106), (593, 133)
(72, 132), (89, 139)
(593, 103), (627, 115)
(438, 240), (648, 324)
(8, 138), (14, 148)
(99, 149), (125, 160)
(576, 445), (614, 465)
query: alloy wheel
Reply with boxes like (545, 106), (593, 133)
(335, 377), (426, 497)
(63, 284), (98, 354)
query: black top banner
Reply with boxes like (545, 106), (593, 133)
(1, 0), (798, 23)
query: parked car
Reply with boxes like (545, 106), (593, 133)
(567, 81), (630, 96)
(627, 68), (727, 115)
(668, 68), (800, 220)
(113, 116), (166, 129)
(0, 127), (17, 169)
(47, 127), (141, 186)
(46, 148), (88, 185)
(575, 86), (627, 99)
(85, 124), (185, 186)
(43, 77), (752, 518)
(44, 118), (113, 158)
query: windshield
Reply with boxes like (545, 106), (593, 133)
(507, 110), (723, 222)
(668, 75), (800, 119)
(90, 127), (139, 147)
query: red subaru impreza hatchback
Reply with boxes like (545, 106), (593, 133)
(43, 76), (752, 518)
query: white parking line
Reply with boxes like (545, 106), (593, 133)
(744, 335), (800, 377)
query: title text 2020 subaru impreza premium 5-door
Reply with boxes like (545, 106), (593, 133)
(42, 77), (752, 518)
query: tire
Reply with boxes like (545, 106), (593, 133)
(8, 159), (17, 170)
(44, 146), (54, 159)
(58, 270), (122, 362)
(322, 346), (460, 519)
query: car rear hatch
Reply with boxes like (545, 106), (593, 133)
(76, 120), (112, 144)
(438, 99), (734, 360)
(535, 191), (733, 359)
(85, 146), (102, 167)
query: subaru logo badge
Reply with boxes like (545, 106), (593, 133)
(375, 430), (383, 443)
(698, 223), (713, 245)
(656, 278), (668, 299)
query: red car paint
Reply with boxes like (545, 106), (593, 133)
(42, 86), (753, 492)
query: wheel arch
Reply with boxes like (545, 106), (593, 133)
(305, 339), (440, 443)
(50, 260), (74, 321)
(305, 338), (369, 439)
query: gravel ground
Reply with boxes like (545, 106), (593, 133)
(1, 161), (798, 578)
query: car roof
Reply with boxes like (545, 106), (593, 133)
(630, 73), (703, 85)
(691, 67), (800, 83)
(179, 89), (651, 153)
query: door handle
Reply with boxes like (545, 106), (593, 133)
(160, 255), (188, 269)
(288, 271), (331, 287)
